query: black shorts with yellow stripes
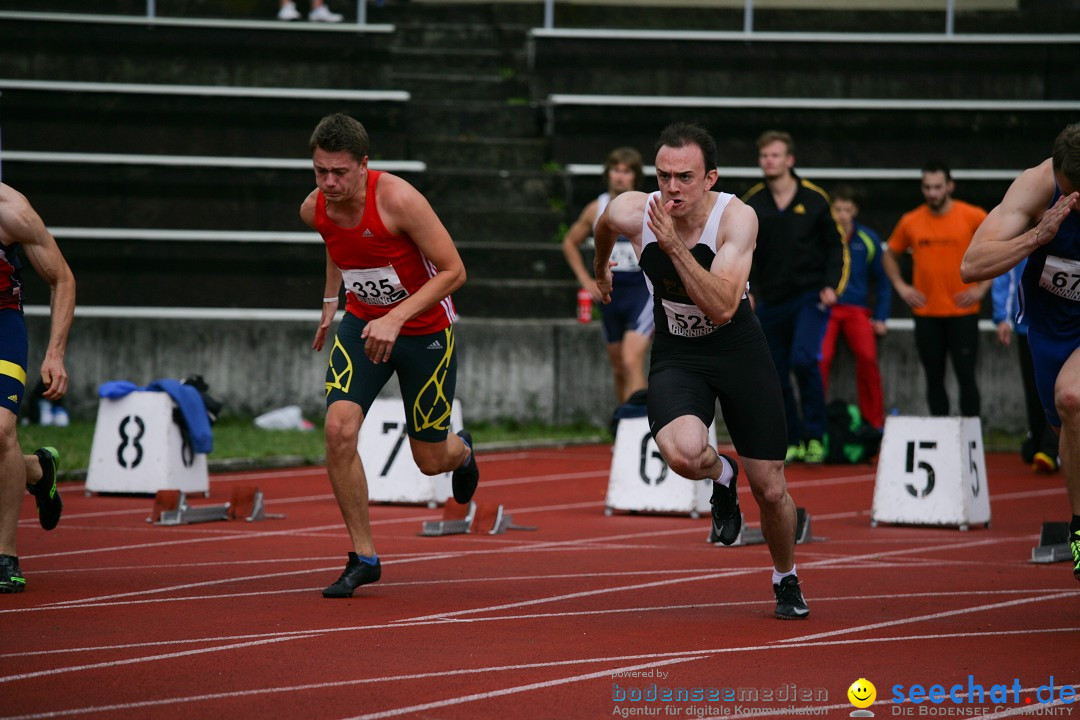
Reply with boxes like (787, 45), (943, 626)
(325, 312), (457, 442)
(0, 308), (29, 416)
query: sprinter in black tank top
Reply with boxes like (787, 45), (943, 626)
(592, 123), (809, 620)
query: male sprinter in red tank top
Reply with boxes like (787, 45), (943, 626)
(301, 114), (479, 598)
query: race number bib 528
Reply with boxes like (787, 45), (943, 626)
(343, 266), (409, 306)
(661, 299), (721, 338)
(1039, 255), (1080, 302)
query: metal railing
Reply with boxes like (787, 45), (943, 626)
(48, 0), (1031, 36)
(132, 0), (971, 33)
(140, 0), (375, 24)
(542, 0), (962, 34)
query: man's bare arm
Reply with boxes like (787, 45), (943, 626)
(594, 191), (647, 303)
(561, 200), (601, 298)
(654, 195), (757, 326)
(1, 187), (76, 398)
(961, 159), (1076, 281)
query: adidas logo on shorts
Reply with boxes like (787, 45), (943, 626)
(426, 340), (444, 350)
(6, 394), (17, 403)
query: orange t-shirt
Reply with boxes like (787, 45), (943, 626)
(887, 200), (987, 317)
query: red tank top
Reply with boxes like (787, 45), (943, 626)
(0, 240), (23, 311)
(315, 170), (456, 335)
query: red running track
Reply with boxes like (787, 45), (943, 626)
(3, 445), (1079, 720)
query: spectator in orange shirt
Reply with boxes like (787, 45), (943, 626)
(882, 161), (990, 417)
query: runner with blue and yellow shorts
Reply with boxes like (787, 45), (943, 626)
(0, 183), (75, 594)
(961, 123), (1080, 582)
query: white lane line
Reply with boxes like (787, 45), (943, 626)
(19, 523), (350, 560)
(392, 534), (1023, 623)
(724, 683), (1080, 720)
(776, 590), (1080, 643)
(3, 523), (728, 613)
(0, 634), (318, 685)
(5, 621), (1077, 713)
(3, 593), (1072, 659)
(0, 565), (722, 615)
(344, 635), (1080, 720)
(991, 487), (1068, 501)
(0, 657), (711, 719)
(18, 497), (608, 560)
(482, 470), (608, 487)
(209, 467), (329, 482)
(344, 657), (706, 720)
(390, 568), (762, 624)
(10, 526), (1030, 615)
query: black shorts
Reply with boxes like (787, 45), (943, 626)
(647, 300), (787, 461)
(325, 313), (457, 442)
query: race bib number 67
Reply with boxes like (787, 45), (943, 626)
(343, 266), (409, 306)
(1039, 255), (1080, 302)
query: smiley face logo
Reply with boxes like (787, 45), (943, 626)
(847, 678), (876, 709)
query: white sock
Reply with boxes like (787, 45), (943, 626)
(772, 565), (797, 585)
(712, 453), (735, 487)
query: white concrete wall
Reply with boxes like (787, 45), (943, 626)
(26, 314), (1026, 432)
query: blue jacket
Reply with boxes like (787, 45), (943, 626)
(991, 258), (1027, 336)
(836, 223), (892, 322)
(98, 379), (213, 453)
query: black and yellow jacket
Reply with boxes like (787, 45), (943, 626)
(742, 174), (848, 304)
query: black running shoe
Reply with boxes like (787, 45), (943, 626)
(708, 454), (742, 545)
(0, 555), (26, 594)
(773, 575), (810, 620)
(452, 430), (479, 504)
(29, 447), (62, 531)
(323, 553), (382, 598)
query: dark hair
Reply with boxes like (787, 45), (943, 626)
(1052, 122), (1080, 189)
(831, 183), (860, 205)
(655, 122), (717, 173)
(921, 160), (952, 182)
(603, 147), (645, 188)
(309, 113), (370, 161)
(755, 129), (795, 155)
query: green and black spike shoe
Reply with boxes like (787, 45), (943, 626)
(28, 447), (62, 531)
(0, 555), (26, 594)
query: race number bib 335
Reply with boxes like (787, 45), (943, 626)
(343, 266), (409, 306)
(1039, 255), (1080, 302)
(661, 299), (721, 338)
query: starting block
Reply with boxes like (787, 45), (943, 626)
(709, 507), (813, 547)
(1031, 521), (1075, 564)
(148, 486), (284, 525)
(419, 501), (537, 536)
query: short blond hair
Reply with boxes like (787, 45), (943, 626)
(756, 130), (794, 155)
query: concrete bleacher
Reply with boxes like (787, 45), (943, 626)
(0, 11), (396, 86)
(0, 8), (569, 318)
(0, 79), (411, 158)
(529, 29), (1080, 98)
(2, 2), (1074, 429)
(545, 95), (1080, 168)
